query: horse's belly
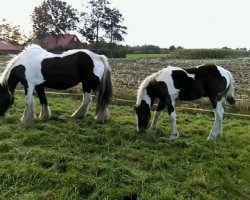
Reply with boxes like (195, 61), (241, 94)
(43, 72), (81, 89)
(178, 89), (203, 101)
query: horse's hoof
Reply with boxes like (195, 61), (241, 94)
(169, 133), (179, 140)
(20, 117), (36, 124)
(39, 114), (51, 120)
(207, 135), (217, 141)
(71, 114), (84, 119)
(95, 115), (108, 123)
(150, 126), (157, 130)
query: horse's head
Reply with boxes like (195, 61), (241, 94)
(135, 100), (151, 133)
(0, 84), (13, 116)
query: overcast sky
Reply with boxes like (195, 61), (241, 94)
(0, 0), (250, 49)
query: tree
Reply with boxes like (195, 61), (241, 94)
(80, 0), (127, 54)
(0, 19), (26, 45)
(80, 0), (110, 51)
(31, 0), (79, 45)
(102, 7), (127, 55)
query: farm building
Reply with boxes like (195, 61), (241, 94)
(33, 34), (85, 50)
(0, 39), (21, 55)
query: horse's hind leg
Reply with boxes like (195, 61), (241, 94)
(35, 85), (51, 120)
(207, 99), (224, 140)
(71, 92), (92, 119)
(21, 85), (36, 124)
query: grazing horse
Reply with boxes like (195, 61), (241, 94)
(0, 44), (112, 124)
(135, 64), (235, 140)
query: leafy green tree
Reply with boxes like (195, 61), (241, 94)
(31, 0), (79, 45)
(80, 0), (110, 51)
(80, 0), (127, 54)
(103, 7), (127, 55)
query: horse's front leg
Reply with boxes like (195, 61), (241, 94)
(71, 92), (92, 119)
(150, 111), (162, 130)
(21, 85), (36, 124)
(169, 111), (179, 140)
(35, 85), (51, 120)
(207, 101), (224, 140)
(150, 99), (165, 130)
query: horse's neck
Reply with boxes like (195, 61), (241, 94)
(7, 66), (23, 94)
(138, 88), (152, 106)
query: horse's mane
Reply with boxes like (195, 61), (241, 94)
(136, 71), (160, 106)
(0, 44), (44, 86)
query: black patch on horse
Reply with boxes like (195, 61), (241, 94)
(41, 52), (100, 92)
(8, 65), (28, 94)
(0, 84), (12, 116)
(135, 100), (151, 132)
(146, 80), (174, 114)
(172, 64), (227, 104)
(0, 65), (27, 116)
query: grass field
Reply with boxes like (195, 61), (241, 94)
(0, 94), (249, 199)
(126, 49), (250, 60)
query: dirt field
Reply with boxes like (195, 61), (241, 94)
(1, 56), (249, 101)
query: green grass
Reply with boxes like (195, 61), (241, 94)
(0, 94), (249, 199)
(126, 49), (250, 60)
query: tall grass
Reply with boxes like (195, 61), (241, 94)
(126, 54), (169, 59)
(0, 94), (249, 199)
(126, 49), (250, 60)
(171, 48), (250, 59)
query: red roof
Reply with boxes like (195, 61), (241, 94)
(33, 34), (83, 49)
(0, 39), (20, 51)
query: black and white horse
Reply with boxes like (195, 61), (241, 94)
(135, 64), (235, 140)
(0, 45), (112, 124)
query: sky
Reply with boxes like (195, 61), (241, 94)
(0, 0), (250, 49)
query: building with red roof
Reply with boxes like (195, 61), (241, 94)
(33, 34), (84, 50)
(0, 39), (21, 54)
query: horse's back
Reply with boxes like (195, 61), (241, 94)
(16, 47), (105, 90)
(155, 64), (231, 101)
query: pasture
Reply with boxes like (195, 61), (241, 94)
(0, 56), (250, 199)
(0, 94), (249, 199)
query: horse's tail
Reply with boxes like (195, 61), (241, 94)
(225, 71), (235, 105)
(95, 55), (112, 120)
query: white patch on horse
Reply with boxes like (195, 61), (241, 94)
(156, 67), (180, 101)
(217, 66), (230, 88)
(82, 50), (105, 81)
(136, 72), (158, 107)
(21, 46), (53, 85)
